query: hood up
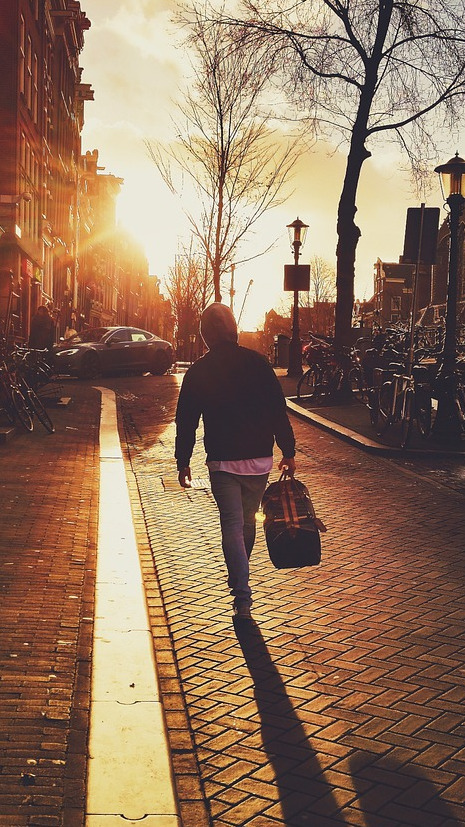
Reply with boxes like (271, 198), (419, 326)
(200, 303), (238, 348)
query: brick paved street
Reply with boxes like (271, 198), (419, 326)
(120, 372), (465, 827)
(0, 383), (100, 826)
(0, 371), (464, 827)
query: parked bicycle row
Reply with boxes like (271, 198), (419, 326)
(0, 343), (59, 434)
(296, 328), (465, 449)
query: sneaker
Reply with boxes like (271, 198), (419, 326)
(233, 603), (252, 620)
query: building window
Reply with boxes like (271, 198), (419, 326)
(32, 53), (38, 122)
(43, 240), (53, 298)
(19, 136), (39, 244)
(20, 131), (26, 168)
(19, 16), (25, 95)
(391, 295), (401, 322)
(25, 35), (32, 111)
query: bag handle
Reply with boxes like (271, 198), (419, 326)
(278, 471), (327, 533)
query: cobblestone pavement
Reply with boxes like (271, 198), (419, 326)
(0, 382), (100, 827)
(119, 372), (465, 827)
(1, 371), (464, 827)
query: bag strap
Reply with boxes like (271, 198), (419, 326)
(282, 479), (300, 528)
(279, 473), (328, 533)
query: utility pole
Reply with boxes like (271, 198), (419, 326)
(230, 264), (235, 313)
(238, 279), (253, 327)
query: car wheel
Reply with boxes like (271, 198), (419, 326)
(79, 351), (100, 379)
(150, 350), (171, 376)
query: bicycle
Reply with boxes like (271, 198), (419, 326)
(12, 351), (55, 433)
(346, 338), (373, 403)
(297, 335), (370, 404)
(0, 358), (34, 431)
(13, 345), (61, 400)
(372, 363), (432, 448)
(431, 369), (465, 435)
(297, 354), (344, 402)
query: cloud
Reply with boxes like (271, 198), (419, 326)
(106, 4), (182, 62)
(81, 0), (185, 140)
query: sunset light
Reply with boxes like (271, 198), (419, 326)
(79, 1), (445, 331)
(1, 4), (465, 826)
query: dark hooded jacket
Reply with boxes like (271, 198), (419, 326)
(175, 340), (295, 470)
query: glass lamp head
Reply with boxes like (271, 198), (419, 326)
(434, 152), (465, 200)
(287, 217), (309, 249)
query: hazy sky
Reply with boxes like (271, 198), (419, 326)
(80, 0), (448, 330)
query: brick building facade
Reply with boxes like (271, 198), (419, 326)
(0, 2), (173, 345)
(0, 1), (92, 341)
(371, 210), (465, 330)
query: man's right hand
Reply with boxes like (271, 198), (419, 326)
(178, 467), (192, 488)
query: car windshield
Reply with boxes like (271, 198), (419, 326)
(63, 328), (110, 344)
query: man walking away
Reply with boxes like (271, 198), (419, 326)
(175, 303), (296, 620)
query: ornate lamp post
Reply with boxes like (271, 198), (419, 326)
(189, 333), (196, 364)
(286, 217), (309, 377)
(432, 152), (465, 441)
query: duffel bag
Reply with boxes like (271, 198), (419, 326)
(261, 472), (326, 569)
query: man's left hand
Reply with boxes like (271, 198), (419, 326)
(279, 456), (296, 476)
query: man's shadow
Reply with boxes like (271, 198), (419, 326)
(234, 619), (347, 826)
(234, 620), (461, 827)
(349, 752), (461, 826)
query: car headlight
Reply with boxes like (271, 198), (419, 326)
(55, 348), (80, 357)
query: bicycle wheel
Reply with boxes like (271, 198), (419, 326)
(0, 381), (16, 425)
(348, 366), (365, 401)
(415, 386), (432, 438)
(367, 386), (380, 429)
(455, 383), (465, 430)
(329, 366), (344, 397)
(26, 387), (55, 433)
(376, 381), (394, 435)
(11, 387), (33, 431)
(297, 367), (319, 399)
(400, 387), (414, 449)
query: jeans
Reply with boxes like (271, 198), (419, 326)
(209, 471), (269, 608)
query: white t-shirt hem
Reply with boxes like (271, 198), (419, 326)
(207, 457), (273, 475)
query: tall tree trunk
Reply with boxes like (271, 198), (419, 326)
(334, 132), (372, 350)
(334, 2), (391, 350)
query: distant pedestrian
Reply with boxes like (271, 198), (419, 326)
(29, 305), (55, 350)
(175, 303), (296, 620)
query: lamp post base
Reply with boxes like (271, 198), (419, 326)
(287, 336), (302, 377)
(432, 371), (464, 442)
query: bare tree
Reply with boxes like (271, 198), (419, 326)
(165, 243), (213, 358)
(147, 3), (299, 302)
(202, 0), (465, 347)
(299, 255), (337, 336)
(301, 256), (336, 306)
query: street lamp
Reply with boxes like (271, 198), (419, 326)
(432, 152), (465, 441)
(189, 333), (196, 364)
(286, 217), (309, 377)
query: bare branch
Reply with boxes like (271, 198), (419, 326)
(149, 3), (300, 300)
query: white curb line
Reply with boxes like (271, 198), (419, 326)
(86, 387), (180, 826)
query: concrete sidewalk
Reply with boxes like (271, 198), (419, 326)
(86, 386), (178, 826)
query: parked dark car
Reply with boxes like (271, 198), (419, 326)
(53, 326), (174, 379)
